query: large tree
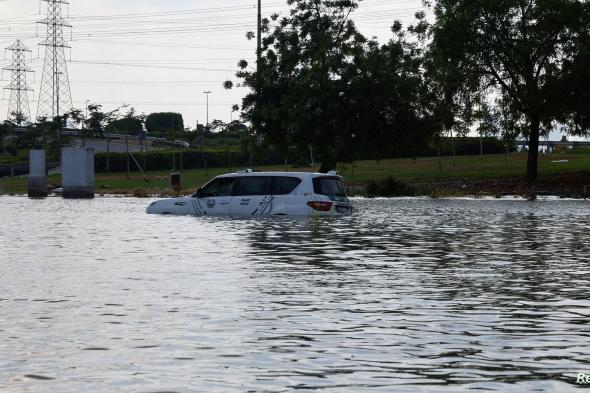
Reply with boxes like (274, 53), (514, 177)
(429, 0), (590, 181)
(145, 112), (184, 136)
(107, 108), (145, 135)
(344, 20), (436, 161)
(231, 0), (365, 170)
(228, 0), (435, 169)
(0, 121), (10, 154)
(18, 117), (70, 160)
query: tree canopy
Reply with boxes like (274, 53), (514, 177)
(227, 0), (436, 171)
(224, 0), (590, 179)
(145, 112), (184, 135)
(106, 108), (145, 135)
(429, 0), (590, 180)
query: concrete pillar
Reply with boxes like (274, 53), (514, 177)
(28, 150), (48, 198)
(62, 148), (95, 199)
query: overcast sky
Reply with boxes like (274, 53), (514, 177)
(0, 0), (424, 128)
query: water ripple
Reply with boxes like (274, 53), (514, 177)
(0, 197), (589, 392)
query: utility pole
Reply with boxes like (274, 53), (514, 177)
(3, 40), (33, 124)
(203, 91), (211, 129)
(255, 0), (262, 153)
(82, 98), (89, 146)
(480, 131), (484, 159)
(257, 0), (262, 67)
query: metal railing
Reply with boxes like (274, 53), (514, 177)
(9, 127), (190, 149)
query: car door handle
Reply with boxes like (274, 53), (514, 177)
(219, 201), (230, 205)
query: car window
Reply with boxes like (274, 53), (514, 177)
(274, 177), (302, 195)
(313, 177), (346, 197)
(201, 178), (235, 197)
(233, 177), (272, 196)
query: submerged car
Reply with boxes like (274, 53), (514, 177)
(146, 171), (352, 216)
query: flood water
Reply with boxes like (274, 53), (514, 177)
(0, 196), (589, 392)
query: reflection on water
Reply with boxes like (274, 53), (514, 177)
(0, 197), (589, 392)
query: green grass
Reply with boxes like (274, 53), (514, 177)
(337, 152), (590, 185)
(0, 150), (28, 165)
(1, 152), (589, 195)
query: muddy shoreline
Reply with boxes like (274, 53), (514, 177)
(418, 172), (590, 199)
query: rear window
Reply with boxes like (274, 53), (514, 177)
(274, 177), (302, 195)
(233, 177), (272, 196)
(313, 177), (346, 197)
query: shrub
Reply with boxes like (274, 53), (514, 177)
(133, 188), (148, 198)
(366, 176), (415, 197)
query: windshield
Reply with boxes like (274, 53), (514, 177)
(313, 177), (347, 198)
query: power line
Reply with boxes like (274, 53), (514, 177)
(71, 39), (254, 51)
(69, 60), (236, 72)
(70, 80), (242, 85)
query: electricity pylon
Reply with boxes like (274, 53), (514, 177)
(3, 40), (33, 124)
(37, 0), (73, 120)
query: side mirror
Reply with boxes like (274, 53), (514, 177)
(194, 188), (203, 198)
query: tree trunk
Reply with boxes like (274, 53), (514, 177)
(126, 136), (130, 180)
(526, 115), (541, 182)
(106, 133), (111, 174)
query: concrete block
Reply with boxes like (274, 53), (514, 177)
(28, 150), (48, 198)
(62, 148), (95, 199)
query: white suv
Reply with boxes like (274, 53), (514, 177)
(146, 171), (352, 216)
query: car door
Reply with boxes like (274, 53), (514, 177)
(194, 177), (235, 216)
(230, 176), (273, 216)
(271, 176), (304, 215)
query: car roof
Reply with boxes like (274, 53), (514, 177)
(215, 171), (340, 179)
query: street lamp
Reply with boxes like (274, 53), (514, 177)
(84, 99), (90, 128)
(203, 91), (211, 130)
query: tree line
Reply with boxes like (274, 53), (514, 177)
(226, 0), (590, 180)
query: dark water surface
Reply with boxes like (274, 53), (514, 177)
(1, 197), (589, 392)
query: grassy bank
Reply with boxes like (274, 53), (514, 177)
(1, 152), (589, 197)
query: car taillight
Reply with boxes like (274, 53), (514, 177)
(307, 201), (333, 211)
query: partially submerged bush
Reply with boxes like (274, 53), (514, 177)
(133, 188), (149, 198)
(366, 176), (415, 197)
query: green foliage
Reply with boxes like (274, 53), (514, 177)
(0, 121), (9, 139)
(145, 112), (184, 135)
(104, 107), (144, 135)
(229, 0), (440, 171)
(233, 0), (362, 160)
(16, 117), (71, 160)
(428, 0), (590, 180)
(366, 176), (416, 197)
(64, 104), (128, 145)
(107, 117), (143, 135)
